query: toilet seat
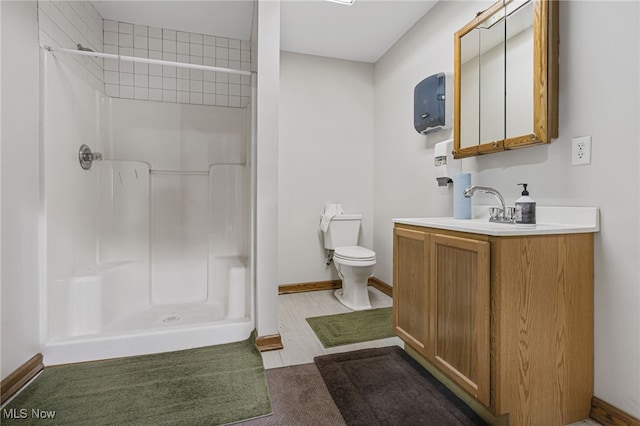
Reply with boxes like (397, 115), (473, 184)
(334, 246), (376, 266)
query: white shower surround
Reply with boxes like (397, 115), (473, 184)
(41, 49), (254, 365)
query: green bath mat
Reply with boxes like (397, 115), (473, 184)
(2, 337), (271, 425)
(306, 307), (394, 348)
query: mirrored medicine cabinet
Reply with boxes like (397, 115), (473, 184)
(453, 0), (559, 158)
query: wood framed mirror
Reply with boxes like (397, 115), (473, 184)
(453, 0), (559, 158)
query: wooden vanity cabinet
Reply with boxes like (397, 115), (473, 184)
(393, 223), (594, 426)
(394, 227), (491, 406)
(393, 227), (430, 354)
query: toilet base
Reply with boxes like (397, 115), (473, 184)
(334, 288), (372, 311)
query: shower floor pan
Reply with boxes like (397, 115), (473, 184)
(43, 303), (253, 366)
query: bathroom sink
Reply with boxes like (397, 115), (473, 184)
(393, 207), (600, 236)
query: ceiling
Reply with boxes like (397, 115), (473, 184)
(93, 0), (438, 63)
(281, 0), (438, 63)
(92, 1), (255, 41)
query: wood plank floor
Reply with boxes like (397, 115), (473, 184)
(260, 287), (403, 369)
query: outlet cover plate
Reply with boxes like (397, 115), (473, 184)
(572, 136), (591, 165)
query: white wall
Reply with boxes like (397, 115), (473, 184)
(374, 1), (488, 286)
(373, 0), (640, 418)
(254, 0), (280, 338)
(1, 0), (41, 380)
(0, 0), (2, 366)
(278, 52), (374, 285)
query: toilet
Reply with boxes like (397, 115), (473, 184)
(321, 213), (376, 311)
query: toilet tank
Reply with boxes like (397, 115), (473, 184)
(323, 214), (362, 249)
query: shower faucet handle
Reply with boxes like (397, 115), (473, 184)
(79, 144), (103, 170)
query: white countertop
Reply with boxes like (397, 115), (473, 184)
(393, 206), (600, 236)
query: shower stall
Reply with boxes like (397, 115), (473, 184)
(40, 47), (255, 365)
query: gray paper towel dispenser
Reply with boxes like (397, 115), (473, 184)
(414, 72), (452, 134)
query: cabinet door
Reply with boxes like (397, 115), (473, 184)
(429, 233), (490, 406)
(393, 227), (430, 355)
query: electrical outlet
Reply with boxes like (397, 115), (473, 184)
(572, 136), (591, 165)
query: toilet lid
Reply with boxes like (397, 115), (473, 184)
(334, 246), (376, 261)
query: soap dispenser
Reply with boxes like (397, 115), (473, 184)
(515, 183), (536, 225)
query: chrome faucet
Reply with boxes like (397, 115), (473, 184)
(78, 144), (103, 170)
(463, 185), (514, 223)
